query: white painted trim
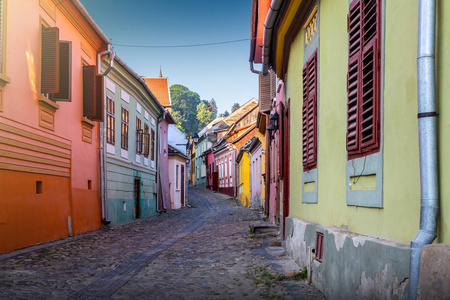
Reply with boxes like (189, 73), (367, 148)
(121, 149), (128, 159)
(106, 78), (115, 93)
(136, 102), (142, 114)
(121, 90), (130, 103)
(151, 117), (156, 126)
(135, 154), (141, 163)
(144, 157), (149, 166)
(144, 110), (149, 120)
(107, 143), (115, 154)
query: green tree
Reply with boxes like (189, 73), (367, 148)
(209, 98), (218, 119)
(170, 84), (201, 136)
(197, 102), (214, 130)
(221, 110), (230, 117)
(231, 102), (240, 113)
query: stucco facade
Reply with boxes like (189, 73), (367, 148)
(0, 0), (110, 253)
(102, 56), (163, 225)
(250, 0), (450, 298)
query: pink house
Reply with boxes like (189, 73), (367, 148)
(157, 112), (175, 211)
(214, 145), (236, 197)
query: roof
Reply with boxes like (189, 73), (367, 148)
(222, 98), (258, 126)
(143, 77), (171, 108)
(168, 145), (188, 160)
(198, 117), (225, 137)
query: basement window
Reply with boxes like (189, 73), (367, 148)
(36, 181), (43, 194)
(315, 232), (324, 262)
(88, 180), (92, 190)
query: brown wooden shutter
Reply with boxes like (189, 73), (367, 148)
(136, 129), (143, 154)
(83, 65), (96, 117)
(91, 74), (104, 121)
(41, 27), (59, 94)
(52, 41), (71, 101)
(143, 132), (150, 157)
(302, 51), (318, 171)
(151, 128), (155, 161)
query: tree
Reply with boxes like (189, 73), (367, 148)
(209, 98), (218, 119)
(231, 103), (240, 113)
(197, 102), (214, 130)
(170, 84), (201, 136)
(221, 110), (230, 117)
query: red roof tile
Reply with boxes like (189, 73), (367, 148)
(143, 77), (171, 107)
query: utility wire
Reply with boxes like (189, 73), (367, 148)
(113, 37), (259, 49)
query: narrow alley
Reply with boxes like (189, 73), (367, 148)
(0, 187), (325, 300)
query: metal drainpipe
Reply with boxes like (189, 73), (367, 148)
(262, 0), (283, 75)
(409, 0), (439, 299)
(156, 111), (168, 212)
(97, 43), (114, 224)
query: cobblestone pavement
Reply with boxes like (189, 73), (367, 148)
(0, 186), (326, 300)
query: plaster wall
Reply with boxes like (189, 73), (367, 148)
(237, 153), (250, 207)
(285, 217), (409, 299)
(168, 155), (185, 209)
(250, 144), (262, 209)
(159, 119), (171, 211)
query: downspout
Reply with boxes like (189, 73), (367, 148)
(262, 0), (283, 75)
(409, 1), (439, 299)
(157, 111), (168, 212)
(97, 43), (114, 224)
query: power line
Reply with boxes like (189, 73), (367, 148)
(113, 37), (258, 49)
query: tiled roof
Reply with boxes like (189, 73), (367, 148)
(222, 98), (258, 126)
(143, 77), (171, 107)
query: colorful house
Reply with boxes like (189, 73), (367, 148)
(248, 136), (264, 209)
(213, 100), (259, 197)
(0, 0), (109, 253)
(101, 55), (165, 224)
(250, 0), (450, 298)
(236, 144), (251, 207)
(168, 145), (187, 209)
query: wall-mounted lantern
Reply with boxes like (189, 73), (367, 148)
(269, 111), (279, 131)
(193, 133), (199, 143)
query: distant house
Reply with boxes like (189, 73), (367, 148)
(212, 99), (258, 197)
(168, 124), (188, 208)
(168, 145), (188, 209)
(0, 0), (110, 253)
(101, 55), (165, 225)
(143, 71), (172, 112)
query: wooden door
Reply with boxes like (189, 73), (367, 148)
(134, 178), (140, 219)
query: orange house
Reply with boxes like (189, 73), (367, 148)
(0, 0), (110, 253)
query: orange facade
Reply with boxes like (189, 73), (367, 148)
(0, 0), (108, 253)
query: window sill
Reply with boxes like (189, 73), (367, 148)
(38, 95), (60, 111)
(0, 73), (11, 87)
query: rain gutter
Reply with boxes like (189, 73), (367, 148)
(409, 0), (439, 298)
(262, 0), (283, 75)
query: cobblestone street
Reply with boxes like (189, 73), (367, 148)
(0, 187), (325, 299)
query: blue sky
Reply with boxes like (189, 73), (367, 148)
(79, 0), (258, 114)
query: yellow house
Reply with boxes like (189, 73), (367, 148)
(236, 148), (250, 207)
(250, 0), (450, 298)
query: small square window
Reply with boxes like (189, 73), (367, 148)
(88, 180), (92, 190)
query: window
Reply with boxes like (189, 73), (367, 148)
(136, 117), (142, 154)
(346, 0), (381, 159)
(50, 41), (71, 102)
(229, 157), (232, 178)
(143, 124), (150, 157)
(151, 128), (155, 161)
(315, 232), (324, 262)
(106, 96), (115, 145)
(302, 50), (318, 171)
(121, 106), (129, 150)
(176, 165), (179, 189)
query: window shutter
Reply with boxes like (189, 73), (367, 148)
(347, 0), (380, 159)
(41, 27), (59, 94)
(151, 129), (155, 161)
(52, 41), (71, 101)
(302, 51), (318, 171)
(143, 132), (150, 157)
(83, 65), (96, 117)
(136, 129), (143, 154)
(91, 74), (104, 121)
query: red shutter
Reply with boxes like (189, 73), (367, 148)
(41, 27), (59, 94)
(52, 41), (71, 101)
(83, 65), (96, 117)
(302, 51), (318, 171)
(347, 0), (380, 159)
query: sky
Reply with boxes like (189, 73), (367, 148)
(79, 0), (258, 115)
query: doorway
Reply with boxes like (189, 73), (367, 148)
(134, 177), (141, 219)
